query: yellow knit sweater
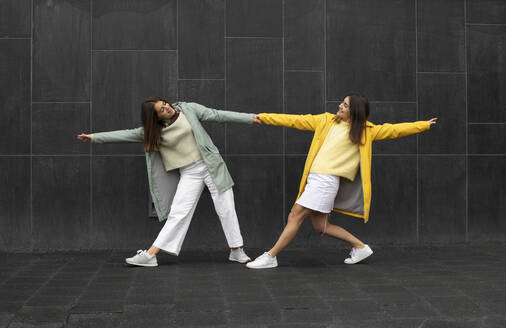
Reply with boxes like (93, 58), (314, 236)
(309, 121), (360, 181)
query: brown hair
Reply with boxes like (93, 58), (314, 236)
(337, 92), (370, 145)
(141, 96), (167, 152)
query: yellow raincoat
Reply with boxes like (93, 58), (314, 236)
(259, 112), (431, 222)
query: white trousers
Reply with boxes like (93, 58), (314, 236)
(152, 160), (244, 255)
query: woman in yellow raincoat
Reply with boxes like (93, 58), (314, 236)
(247, 92), (437, 269)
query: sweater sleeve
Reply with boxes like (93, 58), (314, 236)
(92, 127), (144, 144)
(371, 121), (431, 141)
(188, 102), (254, 124)
(258, 113), (321, 131)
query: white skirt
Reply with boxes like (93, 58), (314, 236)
(296, 173), (340, 213)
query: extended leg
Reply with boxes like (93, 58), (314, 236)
(310, 212), (364, 248)
(150, 163), (206, 256)
(268, 204), (313, 257)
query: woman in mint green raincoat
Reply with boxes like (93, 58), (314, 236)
(78, 97), (260, 267)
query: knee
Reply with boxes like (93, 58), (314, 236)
(287, 208), (308, 225)
(312, 222), (324, 234)
(287, 212), (302, 225)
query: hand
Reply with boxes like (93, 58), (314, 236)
(428, 118), (438, 125)
(77, 133), (92, 141)
(253, 114), (262, 125)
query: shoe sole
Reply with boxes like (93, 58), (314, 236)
(245, 263), (278, 269)
(344, 250), (373, 265)
(229, 257), (252, 264)
(125, 259), (158, 267)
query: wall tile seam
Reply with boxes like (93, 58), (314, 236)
(467, 154), (506, 156)
(178, 79), (225, 81)
(8, 154), (494, 157)
(416, 71), (466, 74)
(223, 154), (287, 157)
(92, 154), (145, 157)
(225, 36), (282, 39)
(415, 0), (419, 244)
(327, 101), (418, 104)
(376, 154), (468, 157)
(282, 0), (286, 224)
(468, 122), (506, 125)
(285, 70), (324, 73)
(91, 49), (177, 52)
(224, 0), (227, 155)
(32, 101), (91, 104)
(90, 0), (93, 250)
(464, 0), (469, 243)
(417, 154), (470, 157)
(0, 155), (32, 157)
(227, 154), (506, 156)
(23, 154), (146, 157)
(30, 0), (34, 251)
(466, 23), (506, 26)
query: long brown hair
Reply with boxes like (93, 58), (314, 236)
(141, 96), (167, 152)
(338, 92), (370, 145)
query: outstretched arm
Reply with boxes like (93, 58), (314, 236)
(190, 102), (255, 125)
(76, 127), (144, 144)
(371, 118), (437, 141)
(258, 113), (321, 131)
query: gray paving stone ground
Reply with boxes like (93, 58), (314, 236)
(1, 244), (506, 327)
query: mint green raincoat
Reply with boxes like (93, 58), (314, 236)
(92, 102), (254, 221)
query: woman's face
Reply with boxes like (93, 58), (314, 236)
(337, 96), (351, 122)
(153, 100), (176, 120)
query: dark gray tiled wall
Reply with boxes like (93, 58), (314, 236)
(0, 0), (31, 37)
(467, 0), (506, 24)
(468, 124), (506, 154)
(0, 157), (31, 250)
(467, 25), (506, 123)
(326, 0), (416, 101)
(179, 0), (224, 79)
(33, 0), (91, 102)
(0, 39), (31, 154)
(417, 0), (465, 72)
(284, 0), (324, 70)
(32, 103), (90, 154)
(32, 156), (91, 250)
(1, 0), (505, 250)
(226, 0), (282, 37)
(468, 156), (506, 241)
(419, 156), (467, 242)
(418, 74), (466, 154)
(92, 0), (177, 50)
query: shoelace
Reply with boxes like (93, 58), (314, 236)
(349, 248), (356, 259)
(136, 249), (144, 255)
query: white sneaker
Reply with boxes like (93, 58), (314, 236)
(229, 248), (251, 263)
(246, 252), (278, 269)
(344, 244), (373, 264)
(125, 250), (158, 267)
